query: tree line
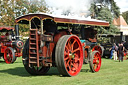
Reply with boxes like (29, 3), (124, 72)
(0, 0), (49, 26)
(90, 0), (120, 34)
(0, 0), (122, 35)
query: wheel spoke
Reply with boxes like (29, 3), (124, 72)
(64, 51), (69, 56)
(75, 53), (80, 62)
(74, 58), (80, 62)
(67, 41), (71, 50)
(71, 39), (77, 51)
(64, 56), (69, 61)
(72, 47), (80, 53)
(71, 63), (77, 72)
(65, 46), (69, 52)
(65, 59), (70, 67)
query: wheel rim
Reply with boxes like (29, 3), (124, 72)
(64, 36), (83, 76)
(92, 52), (101, 72)
(4, 48), (13, 64)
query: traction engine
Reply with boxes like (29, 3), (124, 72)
(16, 13), (109, 76)
(0, 26), (24, 64)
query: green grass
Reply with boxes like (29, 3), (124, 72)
(0, 57), (128, 85)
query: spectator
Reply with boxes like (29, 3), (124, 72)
(109, 44), (115, 59)
(113, 43), (118, 60)
(118, 43), (124, 62)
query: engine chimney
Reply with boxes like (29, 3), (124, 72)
(15, 25), (19, 40)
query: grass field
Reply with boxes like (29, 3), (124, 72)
(0, 57), (128, 85)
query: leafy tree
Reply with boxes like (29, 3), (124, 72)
(122, 11), (128, 24)
(0, 0), (49, 33)
(90, 1), (120, 43)
(90, 0), (120, 35)
(93, 0), (120, 18)
(110, 1), (120, 18)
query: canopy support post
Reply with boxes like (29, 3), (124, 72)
(29, 20), (31, 29)
(40, 19), (44, 48)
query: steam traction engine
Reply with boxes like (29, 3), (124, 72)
(0, 26), (24, 64)
(16, 13), (109, 76)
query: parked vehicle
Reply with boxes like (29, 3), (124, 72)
(0, 26), (24, 63)
(16, 13), (109, 76)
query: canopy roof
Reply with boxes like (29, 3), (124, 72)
(16, 13), (109, 26)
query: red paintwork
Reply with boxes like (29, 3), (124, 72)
(15, 48), (22, 57)
(84, 50), (88, 58)
(1, 46), (7, 53)
(54, 31), (67, 44)
(84, 46), (90, 58)
(40, 43), (55, 65)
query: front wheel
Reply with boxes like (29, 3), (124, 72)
(89, 51), (101, 72)
(4, 47), (16, 64)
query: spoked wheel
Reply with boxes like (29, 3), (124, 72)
(92, 45), (104, 56)
(4, 47), (16, 64)
(89, 51), (101, 72)
(22, 39), (50, 75)
(55, 35), (83, 76)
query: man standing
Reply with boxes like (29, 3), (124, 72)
(118, 43), (124, 62)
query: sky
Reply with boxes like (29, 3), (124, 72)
(115, 0), (128, 13)
(45, 0), (128, 16)
(45, 0), (93, 17)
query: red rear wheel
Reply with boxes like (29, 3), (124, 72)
(55, 35), (83, 76)
(4, 47), (16, 64)
(89, 51), (101, 72)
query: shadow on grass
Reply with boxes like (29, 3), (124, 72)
(81, 69), (91, 72)
(0, 67), (31, 77)
(0, 61), (6, 63)
(0, 67), (61, 77)
(0, 58), (5, 63)
(114, 60), (120, 62)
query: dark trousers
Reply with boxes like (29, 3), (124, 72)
(118, 53), (124, 62)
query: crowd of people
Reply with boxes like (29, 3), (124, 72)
(109, 42), (126, 62)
